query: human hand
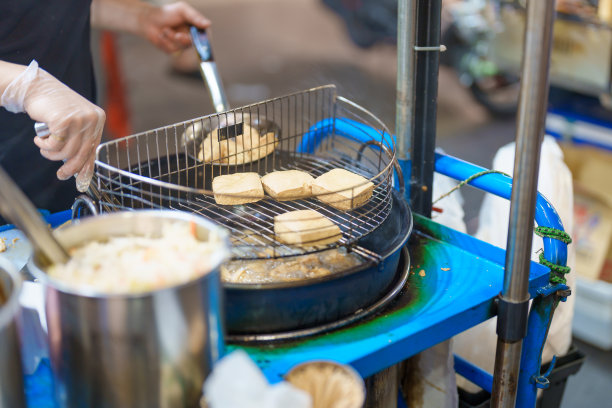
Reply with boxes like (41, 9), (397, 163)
(1, 61), (105, 192)
(139, 1), (211, 54)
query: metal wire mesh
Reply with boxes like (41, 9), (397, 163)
(94, 85), (396, 259)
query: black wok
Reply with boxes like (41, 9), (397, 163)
(224, 187), (412, 335)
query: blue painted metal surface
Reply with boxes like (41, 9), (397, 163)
(297, 117), (409, 201)
(434, 153), (567, 267)
(296, 117), (395, 154)
(454, 354), (493, 394)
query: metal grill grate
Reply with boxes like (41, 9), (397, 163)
(94, 85), (397, 259)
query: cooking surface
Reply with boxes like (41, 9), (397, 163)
(94, 86), (396, 260)
(98, 150), (393, 260)
(221, 247), (364, 283)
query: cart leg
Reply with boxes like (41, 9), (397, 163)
(365, 364), (400, 408)
(516, 285), (570, 407)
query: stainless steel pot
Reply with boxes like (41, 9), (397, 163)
(27, 210), (229, 408)
(0, 257), (26, 408)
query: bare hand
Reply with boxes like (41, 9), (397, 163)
(139, 1), (211, 54)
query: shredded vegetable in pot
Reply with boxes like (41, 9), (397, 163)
(47, 222), (223, 294)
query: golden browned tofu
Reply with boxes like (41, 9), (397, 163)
(198, 122), (278, 165)
(274, 209), (342, 246)
(312, 168), (374, 210)
(212, 172), (264, 205)
(261, 170), (314, 201)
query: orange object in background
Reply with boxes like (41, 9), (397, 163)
(100, 31), (131, 141)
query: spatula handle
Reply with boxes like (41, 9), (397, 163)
(190, 27), (230, 113)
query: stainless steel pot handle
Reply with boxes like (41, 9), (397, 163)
(356, 140), (405, 197)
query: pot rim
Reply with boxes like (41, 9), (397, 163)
(27, 210), (230, 299)
(0, 256), (22, 329)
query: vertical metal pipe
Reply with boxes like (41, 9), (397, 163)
(396, 0), (417, 163)
(410, 0), (442, 216)
(491, 1), (557, 407)
(396, 0), (417, 203)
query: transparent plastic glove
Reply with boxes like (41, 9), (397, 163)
(1, 60), (105, 192)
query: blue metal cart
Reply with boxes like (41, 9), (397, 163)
(3, 0), (568, 407)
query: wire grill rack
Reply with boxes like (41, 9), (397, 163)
(94, 85), (397, 259)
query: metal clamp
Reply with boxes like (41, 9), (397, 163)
(531, 355), (557, 389)
(414, 45), (447, 52)
(536, 283), (571, 302)
(496, 295), (530, 342)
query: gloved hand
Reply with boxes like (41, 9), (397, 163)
(1, 60), (105, 192)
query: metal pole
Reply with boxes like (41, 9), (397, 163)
(396, 0), (417, 204)
(396, 0), (417, 164)
(409, 0), (442, 216)
(491, 1), (556, 407)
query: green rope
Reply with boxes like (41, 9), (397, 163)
(534, 226), (572, 244)
(534, 227), (572, 285)
(538, 252), (571, 285)
(432, 169), (510, 205)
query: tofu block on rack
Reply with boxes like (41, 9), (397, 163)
(274, 210), (342, 247)
(312, 168), (375, 210)
(261, 170), (315, 201)
(212, 173), (264, 205)
(199, 122), (278, 165)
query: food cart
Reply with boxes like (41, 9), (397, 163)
(0, 1), (572, 407)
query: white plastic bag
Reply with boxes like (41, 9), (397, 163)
(203, 350), (311, 408)
(453, 135), (576, 392)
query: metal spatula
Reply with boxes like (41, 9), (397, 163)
(190, 26), (230, 114)
(0, 165), (70, 265)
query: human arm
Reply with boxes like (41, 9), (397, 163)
(91, 0), (210, 53)
(0, 60), (105, 192)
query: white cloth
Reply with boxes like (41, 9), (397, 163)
(453, 136), (576, 392)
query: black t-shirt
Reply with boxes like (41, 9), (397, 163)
(0, 0), (95, 215)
